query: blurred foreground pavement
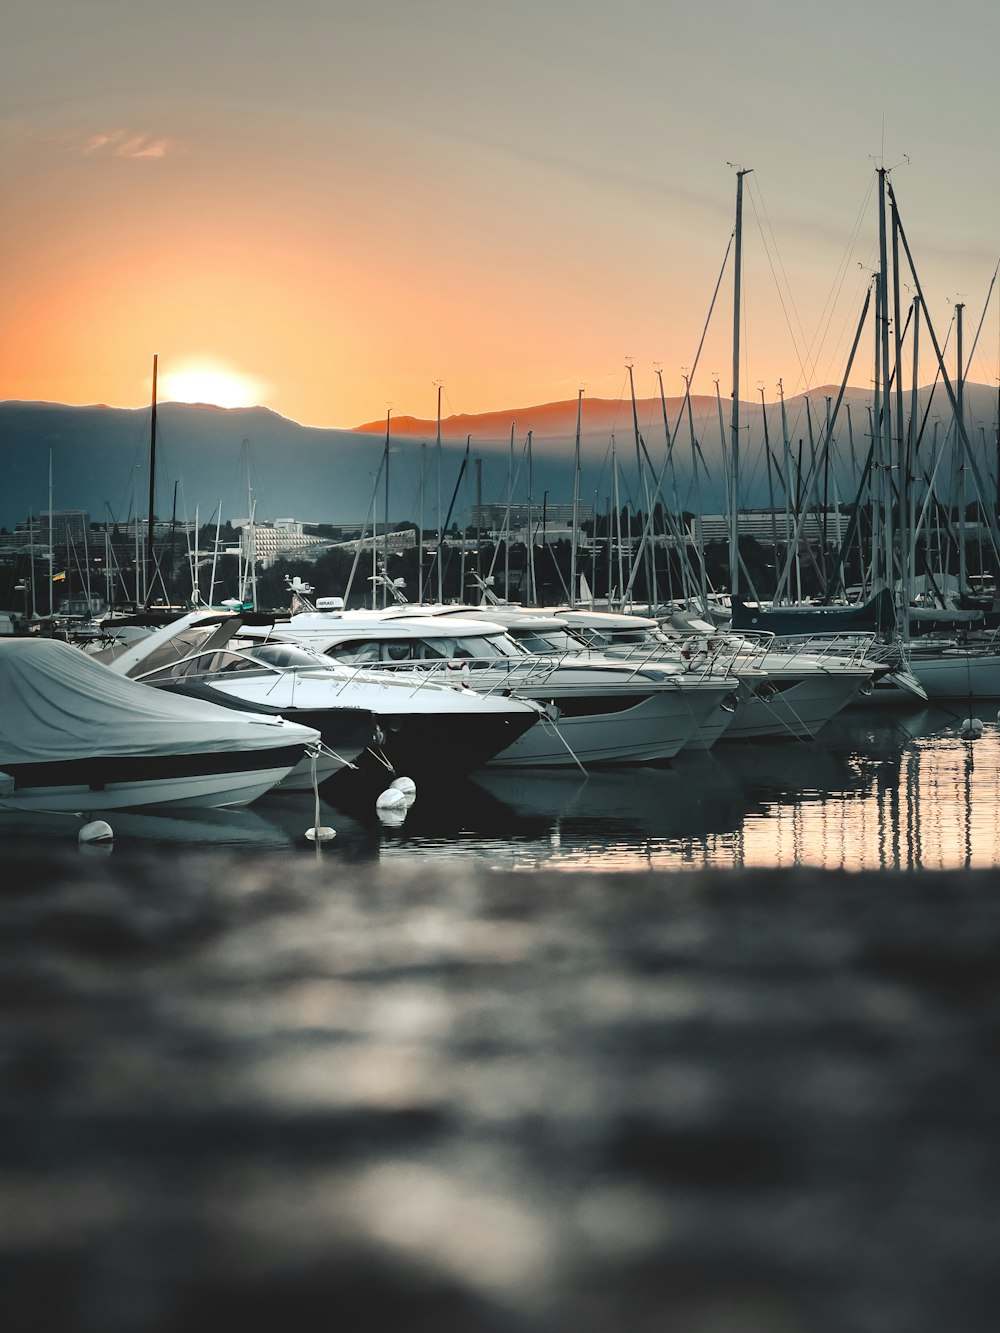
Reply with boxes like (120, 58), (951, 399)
(2, 845), (1000, 1333)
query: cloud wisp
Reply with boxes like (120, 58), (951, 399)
(0, 120), (180, 159)
(80, 129), (175, 159)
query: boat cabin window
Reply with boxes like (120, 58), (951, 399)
(327, 639), (383, 664)
(326, 633), (520, 664)
(414, 634), (520, 661)
(573, 627), (609, 647)
(607, 629), (649, 645)
(511, 628), (582, 653)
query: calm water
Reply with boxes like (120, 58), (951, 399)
(5, 703), (1000, 871)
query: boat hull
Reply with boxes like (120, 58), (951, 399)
(0, 745), (307, 812)
(374, 710), (540, 781)
(487, 683), (734, 768)
(910, 651), (1000, 700)
(721, 670), (872, 741)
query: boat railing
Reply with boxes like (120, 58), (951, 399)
(331, 648), (697, 696)
(762, 632), (880, 671)
(557, 640), (735, 681)
(131, 644), (480, 706)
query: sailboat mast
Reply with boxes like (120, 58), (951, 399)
(505, 422), (514, 599)
(527, 430), (536, 605)
(877, 168), (894, 596)
(611, 434), (624, 603)
(382, 408), (391, 608)
(48, 450), (54, 616)
(418, 441), (425, 603)
(730, 169), (750, 598)
(891, 199), (908, 615)
(907, 296), (921, 613)
(436, 383), (443, 604)
(761, 386), (779, 564)
(571, 388), (583, 604)
(145, 354), (158, 606)
(956, 302), (967, 595)
(627, 363), (655, 609)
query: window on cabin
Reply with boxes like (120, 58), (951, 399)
(328, 640), (382, 664)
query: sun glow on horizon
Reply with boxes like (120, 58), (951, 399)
(159, 363), (265, 409)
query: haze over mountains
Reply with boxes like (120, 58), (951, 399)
(2, 386), (997, 532)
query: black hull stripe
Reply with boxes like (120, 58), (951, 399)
(1, 745), (306, 792)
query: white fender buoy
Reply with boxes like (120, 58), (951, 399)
(390, 776), (417, 806)
(305, 825), (336, 842)
(960, 717), (985, 739)
(376, 787), (408, 824)
(79, 820), (114, 845)
(305, 748), (336, 842)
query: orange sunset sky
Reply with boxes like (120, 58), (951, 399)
(3, 0), (999, 429)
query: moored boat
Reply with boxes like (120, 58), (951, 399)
(0, 638), (319, 811)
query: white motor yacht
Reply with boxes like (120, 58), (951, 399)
(96, 612), (543, 787)
(261, 611), (738, 766)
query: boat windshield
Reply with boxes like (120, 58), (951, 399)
(242, 642), (329, 670)
(140, 648), (276, 683)
(126, 623), (224, 679)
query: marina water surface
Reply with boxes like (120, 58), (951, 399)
(3, 706), (998, 871)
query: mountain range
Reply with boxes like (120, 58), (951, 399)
(2, 386), (997, 532)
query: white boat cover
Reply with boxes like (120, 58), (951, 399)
(0, 638), (318, 766)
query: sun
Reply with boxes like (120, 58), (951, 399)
(159, 362), (263, 409)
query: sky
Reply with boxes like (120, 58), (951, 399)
(2, 0), (999, 428)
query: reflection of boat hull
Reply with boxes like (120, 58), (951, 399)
(0, 746), (307, 812)
(0, 803), (295, 850)
(472, 757), (749, 842)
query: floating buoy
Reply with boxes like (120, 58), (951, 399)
(305, 825), (336, 842)
(390, 775), (417, 805)
(376, 787), (408, 824)
(376, 787), (407, 811)
(304, 748), (336, 843)
(960, 717), (985, 739)
(78, 820), (114, 844)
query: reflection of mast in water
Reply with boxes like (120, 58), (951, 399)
(963, 743), (974, 869)
(888, 749), (902, 870)
(906, 751), (922, 874)
(792, 796), (803, 868)
(876, 767), (888, 871)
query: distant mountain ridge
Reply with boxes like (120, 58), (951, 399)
(354, 384), (997, 440)
(357, 396), (745, 438)
(2, 385), (997, 532)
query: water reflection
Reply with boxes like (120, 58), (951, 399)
(3, 707), (1000, 871)
(377, 706), (1000, 873)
